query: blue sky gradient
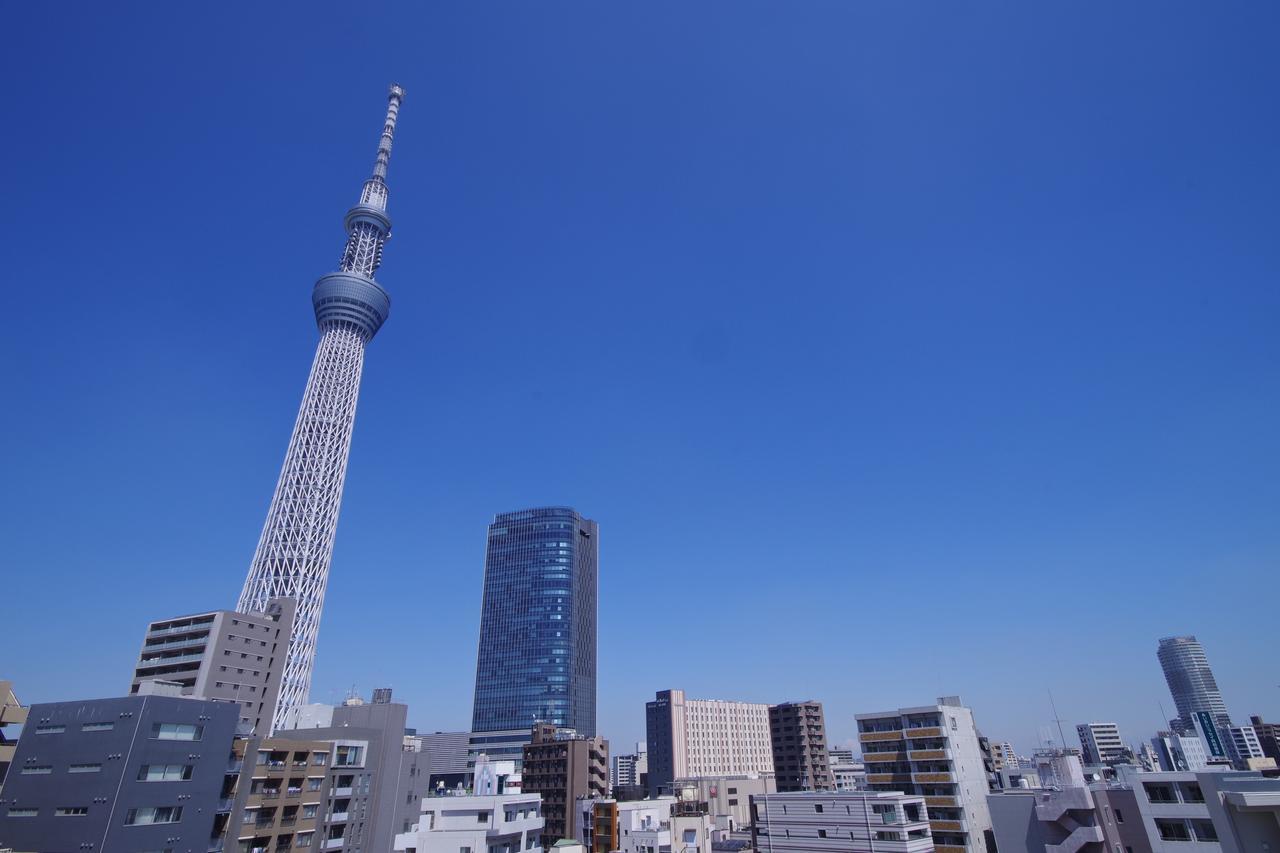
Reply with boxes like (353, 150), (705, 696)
(2, 2), (1277, 754)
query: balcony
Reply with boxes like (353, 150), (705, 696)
(324, 839), (345, 850)
(930, 820), (967, 833)
(924, 796), (957, 809)
(904, 727), (943, 740)
(860, 730), (905, 743)
(909, 750), (950, 761)
(137, 652), (207, 667)
(863, 751), (908, 764)
(935, 846), (970, 853)
(332, 787), (353, 797)
(330, 812), (350, 823)
(217, 798), (235, 812)
(913, 772), (954, 784)
(866, 773), (913, 785)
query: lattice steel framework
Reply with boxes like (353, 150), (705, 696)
(239, 84), (405, 732)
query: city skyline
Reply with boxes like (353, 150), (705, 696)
(2, 3), (1277, 759)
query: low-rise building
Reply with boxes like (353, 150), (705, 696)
(751, 790), (934, 853)
(129, 598), (296, 735)
(394, 791), (544, 853)
(576, 796), (676, 853)
(673, 775), (775, 830)
(0, 694), (240, 853)
(1077, 723), (1127, 766)
(1222, 726), (1266, 769)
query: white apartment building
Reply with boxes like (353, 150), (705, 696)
(1152, 732), (1209, 771)
(1077, 722), (1126, 765)
(751, 791), (935, 853)
(646, 690), (773, 796)
(856, 696), (994, 853)
(1223, 726), (1265, 768)
(394, 792), (544, 853)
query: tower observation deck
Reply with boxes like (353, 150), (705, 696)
(239, 85), (406, 731)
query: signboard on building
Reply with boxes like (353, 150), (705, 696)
(1194, 711), (1227, 758)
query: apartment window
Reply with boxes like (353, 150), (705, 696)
(335, 745), (363, 766)
(1155, 819), (1190, 841)
(151, 723), (203, 741)
(56, 807), (90, 817)
(729, 799), (738, 806)
(307, 778), (322, 791)
(125, 806), (183, 825)
(818, 830), (828, 838)
(6, 808), (38, 817)
(138, 764), (194, 781)
(1115, 808), (1124, 823)
(82, 722), (114, 732)
(296, 832), (314, 848)
(303, 804), (319, 819)
(20, 765), (53, 775)
(478, 811), (490, 823)
(461, 847), (472, 853)
(1191, 820), (1218, 842)
(69, 764), (103, 773)
(35, 724), (66, 734)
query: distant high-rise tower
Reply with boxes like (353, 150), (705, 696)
(471, 507), (598, 736)
(238, 85), (406, 732)
(1158, 635), (1231, 733)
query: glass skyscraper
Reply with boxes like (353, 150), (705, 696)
(471, 507), (598, 736)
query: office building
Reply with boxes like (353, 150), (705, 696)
(409, 730), (472, 789)
(1152, 732), (1210, 772)
(0, 694), (239, 852)
(831, 759), (866, 792)
(770, 700), (834, 791)
(751, 791), (935, 853)
(472, 508), (599, 738)
(1249, 715), (1280, 765)
(0, 681), (25, 787)
(1157, 635), (1232, 733)
(1077, 722), (1127, 766)
(645, 689), (773, 797)
(278, 695), (434, 851)
(128, 598), (295, 735)
(394, 790), (545, 853)
(522, 723), (608, 845)
(612, 750), (648, 792)
(857, 696), (994, 853)
(1222, 726), (1267, 769)
(237, 85), (409, 731)
(223, 736), (332, 853)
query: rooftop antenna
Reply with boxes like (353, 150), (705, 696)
(1048, 690), (1069, 752)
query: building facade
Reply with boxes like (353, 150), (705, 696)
(472, 507), (599, 738)
(129, 599), (296, 735)
(856, 696), (994, 853)
(576, 797), (676, 853)
(224, 736), (333, 853)
(521, 723), (609, 845)
(1076, 722), (1126, 766)
(394, 791), (545, 853)
(1248, 715), (1280, 765)
(277, 697), (434, 851)
(237, 85), (408, 731)
(770, 701), (834, 791)
(645, 689), (773, 797)
(0, 695), (240, 853)
(1157, 635), (1232, 733)
(1222, 725), (1266, 769)
(751, 791), (935, 853)
(0, 681), (26, 787)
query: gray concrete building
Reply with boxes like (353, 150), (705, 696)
(279, 696), (434, 852)
(223, 735), (333, 852)
(409, 730), (471, 789)
(857, 696), (993, 853)
(522, 722), (609, 845)
(1076, 722), (1126, 766)
(129, 597), (296, 735)
(770, 700), (834, 791)
(0, 694), (240, 853)
(751, 790), (935, 853)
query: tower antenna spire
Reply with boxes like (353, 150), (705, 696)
(360, 83), (405, 211)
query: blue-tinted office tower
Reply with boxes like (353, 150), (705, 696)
(471, 507), (598, 737)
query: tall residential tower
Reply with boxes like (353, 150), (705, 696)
(238, 85), (406, 731)
(1157, 635), (1232, 733)
(472, 508), (598, 738)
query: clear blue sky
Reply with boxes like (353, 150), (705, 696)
(2, 2), (1277, 755)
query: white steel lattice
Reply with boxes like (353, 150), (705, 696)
(238, 85), (404, 732)
(238, 325), (365, 728)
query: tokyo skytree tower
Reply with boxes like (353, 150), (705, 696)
(239, 84), (405, 731)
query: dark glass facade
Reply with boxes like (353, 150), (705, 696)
(471, 507), (598, 736)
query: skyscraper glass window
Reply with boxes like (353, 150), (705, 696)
(471, 507), (597, 736)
